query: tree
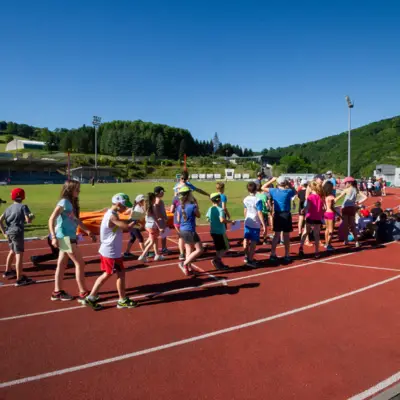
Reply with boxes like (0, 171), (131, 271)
(5, 134), (14, 143)
(212, 132), (221, 153)
(0, 121), (7, 131)
(179, 138), (187, 159)
(156, 134), (164, 157)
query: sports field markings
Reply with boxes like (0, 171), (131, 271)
(1, 273), (400, 388)
(0, 246), (395, 322)
(321, 261), (400, 273)
(348, 371), (400, 400)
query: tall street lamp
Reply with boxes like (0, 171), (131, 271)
(345, 96), (354, 177)
(92, 116), (102, 172)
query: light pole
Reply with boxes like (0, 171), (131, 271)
(92, 116), (102, 174)
(345, 96), (354, 177)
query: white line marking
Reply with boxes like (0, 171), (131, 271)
(191, 263), (228, 286)
(348, 371), (400, 400)
(1, 274), (399, 388)
(322, 261), (400, 273)
(1, 244), (396, 322)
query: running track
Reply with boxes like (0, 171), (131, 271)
(1, 189), (400, 400)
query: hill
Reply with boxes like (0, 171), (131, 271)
(262, 116), (400, 177)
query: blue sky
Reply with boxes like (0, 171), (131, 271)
(1, 0), (399, 150)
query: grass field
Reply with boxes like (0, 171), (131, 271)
(0, 181), (260, 237)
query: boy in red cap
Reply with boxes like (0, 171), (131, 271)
(0, 188), (35, 286)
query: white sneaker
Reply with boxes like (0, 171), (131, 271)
(154, 255), (165, 261)
(138, 255), (148, 263)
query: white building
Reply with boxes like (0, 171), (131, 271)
(374, 164), (400, 186)
(5, 139), (45, 151)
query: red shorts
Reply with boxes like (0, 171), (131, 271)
(100, 256), (124, 275)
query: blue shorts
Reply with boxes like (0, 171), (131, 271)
(244, 226), (260, 242)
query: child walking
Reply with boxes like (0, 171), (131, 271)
(124, 194), (146, 257)
(138, 193), (164, 262)
(299, 181), (325, 258)
(48, 180), (95, 301)
(84, 193), (138, 310)
(243, 182), (265, 267)
(256, 184), (269, 244)
(177, 186), (203, 276)
(206, 193), (232, 270)
(154, 186), (171, 255)
(0, 188), (35, 286)
(170, 193), (185, 260)
(323, 181), (336, 251)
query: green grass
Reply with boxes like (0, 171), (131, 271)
(0, 181), (255, 237)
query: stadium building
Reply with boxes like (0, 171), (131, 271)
(5, 139), (45, 151)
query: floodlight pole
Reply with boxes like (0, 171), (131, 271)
(92, 116), (102, 178)
(345, 96), (354, 177)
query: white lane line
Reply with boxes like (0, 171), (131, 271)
(1, 245), (395, 322)
(322, 261), (400, 273)
(1, 274), (400, 388)
(348, 371), (400, 400)
(191, 263), (228, 286)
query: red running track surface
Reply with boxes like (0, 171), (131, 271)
(0, 189), (399, 400)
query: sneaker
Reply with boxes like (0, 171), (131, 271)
(282, 256), (292, 264)
(154, 254), (165, 261)
(123, 252), (134, 258)
(244, 256), (249, 264)
(51, 290), (74, 301)
(326, 244), (334, 251)
(2, 270), (16, 279)
(84, 297), (103, 311)
(147, 251), (155, 258)
(269, 255), (279, 262)
(117, 297), (138, 309)
(161, 248), (172, 255)
(179, 262), (191, 276)
(179, 253), (185, 261)
(15, 276), (35, 287)
(314, 253), (321, 259)
(355, 241), (361, 248)
(78, 294), (100, 304)
(138, 255), (148, 263)
(299, 247), (304, 257)
(246, 260), (258, 268)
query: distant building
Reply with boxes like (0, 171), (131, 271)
(6, 139), (45, 151)
(374, 164), (400, 187)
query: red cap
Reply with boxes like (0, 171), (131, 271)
(360, 209), (370, 218)
(11, 188), (25, 201)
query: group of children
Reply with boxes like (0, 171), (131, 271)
(1, 172), (399, 311)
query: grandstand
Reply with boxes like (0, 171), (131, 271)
(70, 166), (116, 183)
(0, 153), (66, 184)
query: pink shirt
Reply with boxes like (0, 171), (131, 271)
(306, 193), (324, 220)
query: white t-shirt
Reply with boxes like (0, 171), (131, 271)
(367, 181), (373, 189)
(243, 195), (263, 229)
(99, 209), (123, 259)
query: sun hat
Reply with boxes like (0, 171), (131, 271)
(178, 186), (192, 195)
(301, 179), (308, 185)
(277, 176), (286, 185)
(135, 194), (145, 203)
(210, 192), (221, 201)
(343, 177), (355, 184)
(326, 171), (333, 175)
(11, 188), (25, 201)
(112, 193), (133, 208)
(154, 186), (165, 195)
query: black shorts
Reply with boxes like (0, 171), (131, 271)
(262, 212), (269, 226)
(8, 233), (24, 254)
(273, 212), (293, 233)
(130, 228), (144, 243)
(180, 231), (201, 245)
(211, 233), (229, 252)
(306, 218), (322, 225)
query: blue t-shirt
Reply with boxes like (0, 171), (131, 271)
(328, 177), (337, 196)
(177, 203), (197, 232)
(173, 181), (196, 194)
(206, 206), (226, 235)
(269, 188), (296, 213)
(219, 193), (227, 208)
(55, 198), (78, 239)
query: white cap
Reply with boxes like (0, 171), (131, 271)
(111, 193), (132, 207)
(135, 194), (145, 203)
(326, 171), (333, 175)
(277, 176), (286, 185)
(301, 179), (308, 185)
